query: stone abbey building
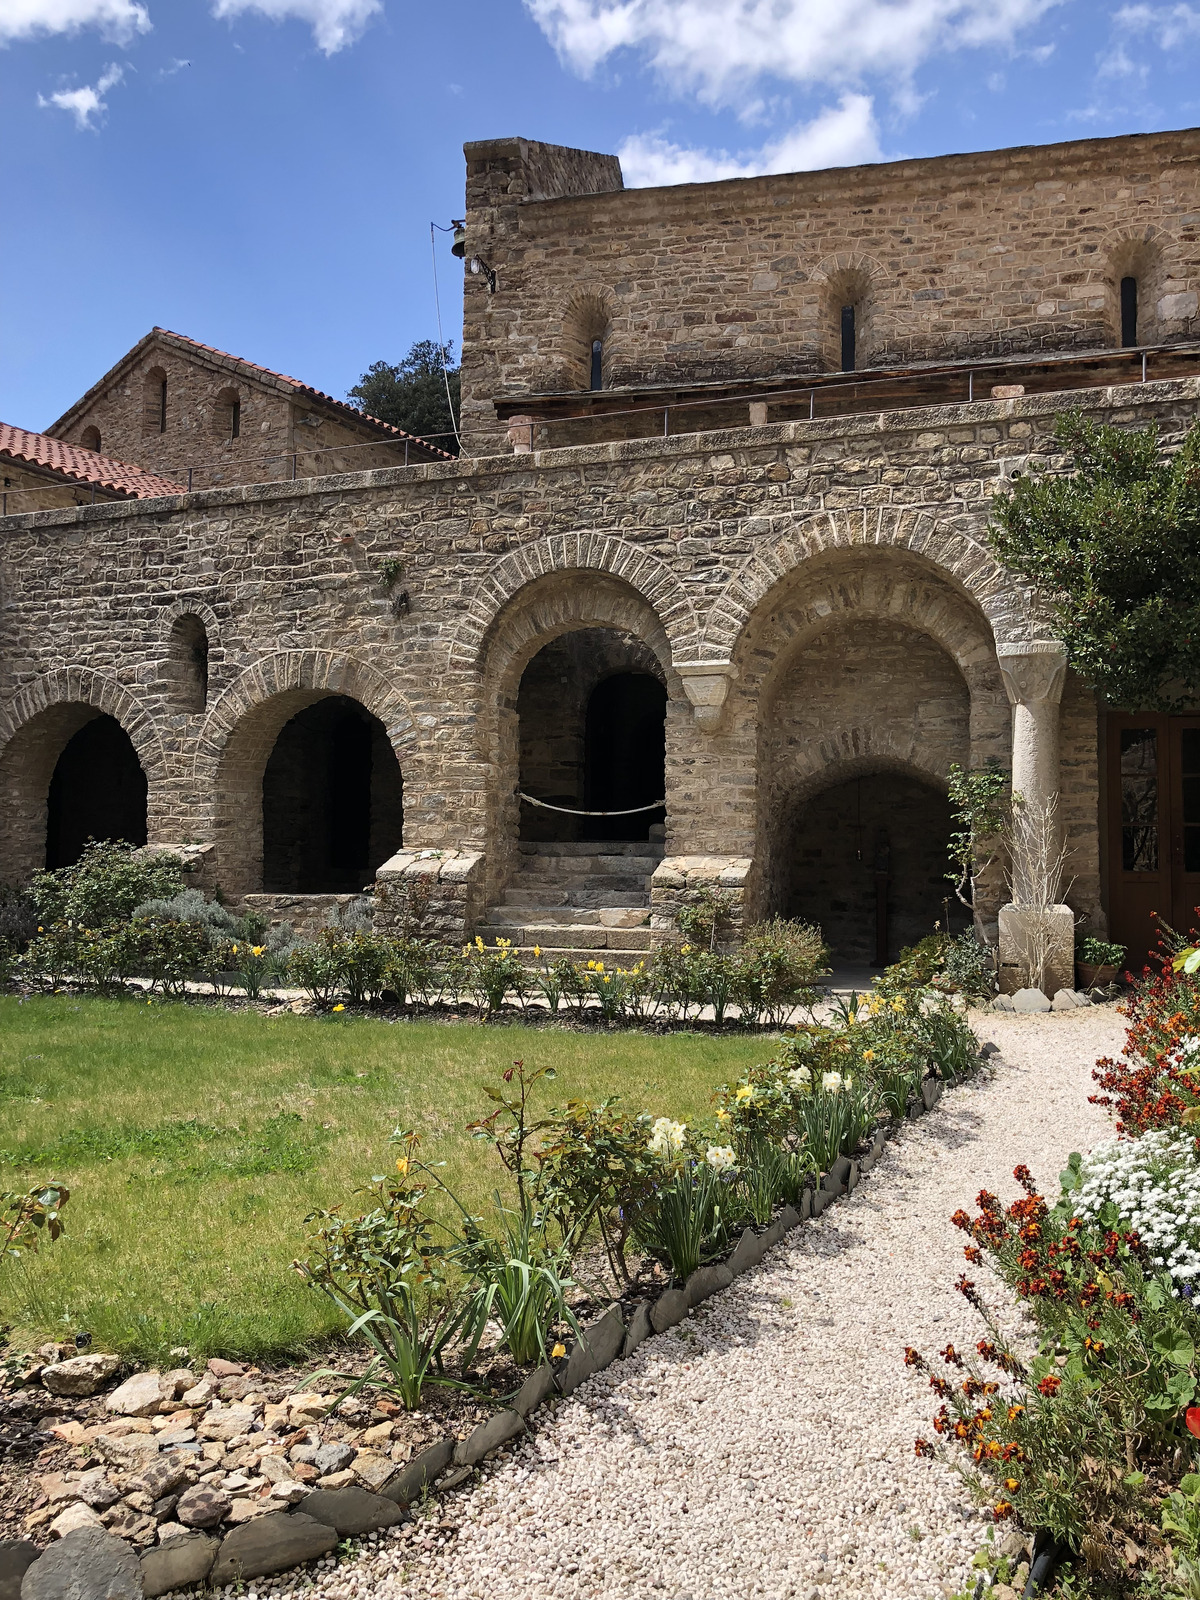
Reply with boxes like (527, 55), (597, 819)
(4, 126), (1200, 980)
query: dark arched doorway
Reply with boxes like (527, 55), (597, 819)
(785, 770), (961, 965)
(261, 696), (403, 892)
(46, 714), (148, 868)
(516, 629), (666, 843)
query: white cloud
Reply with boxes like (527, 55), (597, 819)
(210, 0), (381, 53)
(525, 0), (1063, 111)
(1115, 3), (1200, 47)
(0, 0), (149, 45)
(37, 60), (124, 129)
(618, 91), (883, 185)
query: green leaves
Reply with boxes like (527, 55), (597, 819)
(990, 413), (1200, 711)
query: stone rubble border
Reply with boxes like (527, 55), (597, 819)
(5, 1051), (996, 1599)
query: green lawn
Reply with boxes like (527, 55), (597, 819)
(0, 996), (769, 1363)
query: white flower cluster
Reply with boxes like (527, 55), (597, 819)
(820, 1071), (854, 1093)
(648, 1116), (686, 1160)
(786, 1065), (811, 1091)
(705, 1145), (736, 1171)
(1073, 1131), (1200, 1287)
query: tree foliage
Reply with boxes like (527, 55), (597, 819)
(990, 412), (1200, 711)
(347, 339), (460, 455)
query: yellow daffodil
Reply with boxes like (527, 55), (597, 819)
(332, 1003), (345, 1012)
(735, 1084), (754, 1103)
(551, 1342), (567, 1360)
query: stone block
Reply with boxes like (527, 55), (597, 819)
(105, 1370), (165, 1417)
(21, 1529), (141, 1600)
(778, 1204), (801, 1231)
(383, 1437), (455, 1505)
(298, 1487), (406, 1536)
(0, 1543), (38, 1600)
(559, 1306), (625, 1395)
(1012, 987), (1052, 1013)
(454, 1410), (524, 1467)
(513, 1362), (557, 1418)
(998, 903), (1074, 997)
(726, 1228), (765, 1276)
(621, 1301), (653, 1357)
(140, 1533), (217, 1598)
(685, 1263), (734, 1306)
(649, 1288), (689, 1334)
(210, 1512), (337, 1582)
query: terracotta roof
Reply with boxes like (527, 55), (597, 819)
(49, 328), (455, 462)
(0, 423), (185, 500)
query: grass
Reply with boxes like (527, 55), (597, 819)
(0, 994), (769, 1364)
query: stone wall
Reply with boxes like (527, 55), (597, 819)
(4, 375), (1191, 940)
(460, 128), (1200, 454)
(49, 338), (410, 491)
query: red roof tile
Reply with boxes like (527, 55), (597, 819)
(0, 423), (185, 500)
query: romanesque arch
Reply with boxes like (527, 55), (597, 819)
(448, 533), (703, 671)
(0, 670), (169, 883)
(195, 651), (422, 897)
(703, 506), (1049, 660)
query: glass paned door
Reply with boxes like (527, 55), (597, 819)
(1171, 721), (1200, 935)
(1106, 713), (1169, 972)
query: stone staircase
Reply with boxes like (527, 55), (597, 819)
(474, 839), (664, 963)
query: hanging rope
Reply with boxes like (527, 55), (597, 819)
(518, 792), (666, 817)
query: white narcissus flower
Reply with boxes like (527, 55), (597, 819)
(705, 1145), (736, 1171)
(648, 1116), (687, 1159)
(787, 1066), (812, 1090)
(821, 1071), (843, 1093)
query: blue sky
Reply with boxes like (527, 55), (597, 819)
(3, 0), (1200, 434)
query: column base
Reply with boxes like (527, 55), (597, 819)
(997, 903), (1075, 997)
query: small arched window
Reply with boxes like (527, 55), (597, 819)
(143, 367), (169, 437)
(565, 294), (612, 391)
(840, 306), (857, 372)
(80, 426), (101, 453)
(1121, 277), (1139, 347)
(214, 388), (242, 442)
(590, 340), (604, 391)
(168, 613), (209, 712)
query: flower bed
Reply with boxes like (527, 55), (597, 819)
(7, 978), (982, 1592)
(912, 930), (1200, 1599)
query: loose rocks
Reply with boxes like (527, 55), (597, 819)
(39, 1354), (121, 1398)
(175, 1484), (231, 1528)
(139, 1532), (217, 1599)
(209, 1511), (337, 1582)
(104, 1370), (165, 1417)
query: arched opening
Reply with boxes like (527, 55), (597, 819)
(167, 614), (209, 712)
(1121, 276), (1139, 347)
(214, 387), (241, 442)
(563, 295), (612, 391)
(516, 629), (666, 843)
(782, 768), (960, 965)
(1106, 235), (1172, 348)
(819, 264), (875, 372)
(261, 695), (403, 892)
(80, 426), (101, 454)
(143, 367), (168, 437)
(46, 713), (148, 869)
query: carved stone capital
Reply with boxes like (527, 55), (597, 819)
(675, 661), (738, 731)
(996, 645), (1067, 708)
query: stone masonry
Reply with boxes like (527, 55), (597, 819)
(4, 128), (1200, 974)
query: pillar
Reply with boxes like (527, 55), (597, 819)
(996, 645), (1073, 995)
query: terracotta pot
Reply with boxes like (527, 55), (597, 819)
(1077, 962), (1117, 990)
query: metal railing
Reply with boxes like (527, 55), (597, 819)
(500, 342), (1194, 452)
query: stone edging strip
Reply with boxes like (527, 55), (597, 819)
(8, 1056), (987, 1596)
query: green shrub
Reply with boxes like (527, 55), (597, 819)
(734, 919), (829, 1024)
(118, 917), (212, 995)
(1076, 934), (1126, 968)
(30, 841), (184, 932)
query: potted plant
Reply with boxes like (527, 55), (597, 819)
(1075, 935), (1125, 991)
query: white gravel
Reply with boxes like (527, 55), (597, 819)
(302, 1008), (1124, 1600)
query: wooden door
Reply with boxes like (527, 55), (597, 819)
(1106, 714), (1200, 973)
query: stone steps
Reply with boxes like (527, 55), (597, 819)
(477, 838), (662, 962)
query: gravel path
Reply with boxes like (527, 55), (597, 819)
(312, 1009), (1123, 1600)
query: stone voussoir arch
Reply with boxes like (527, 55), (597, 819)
(704, 507), (1046, 660)
(193, 649), (424, 780)
(448, 534), (703, 671)
(809, 250), (889, 289)
(781, 740), (952, 806)
(0, 667), (169, 784)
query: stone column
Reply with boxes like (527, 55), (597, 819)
(996, 645), (1073, 995)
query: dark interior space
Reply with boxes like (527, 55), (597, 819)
(46, 713), (148, 868)
(261, 695), (403, 892)
(584, 672), (667, 840)
(785, 769), (962, 964)
(517, 629), (666, 842)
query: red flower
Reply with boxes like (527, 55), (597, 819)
(914, 1439), (935, 1458)
(1037, 1374), (1062, 1397)
(1185, 1407), (1200, 1439)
